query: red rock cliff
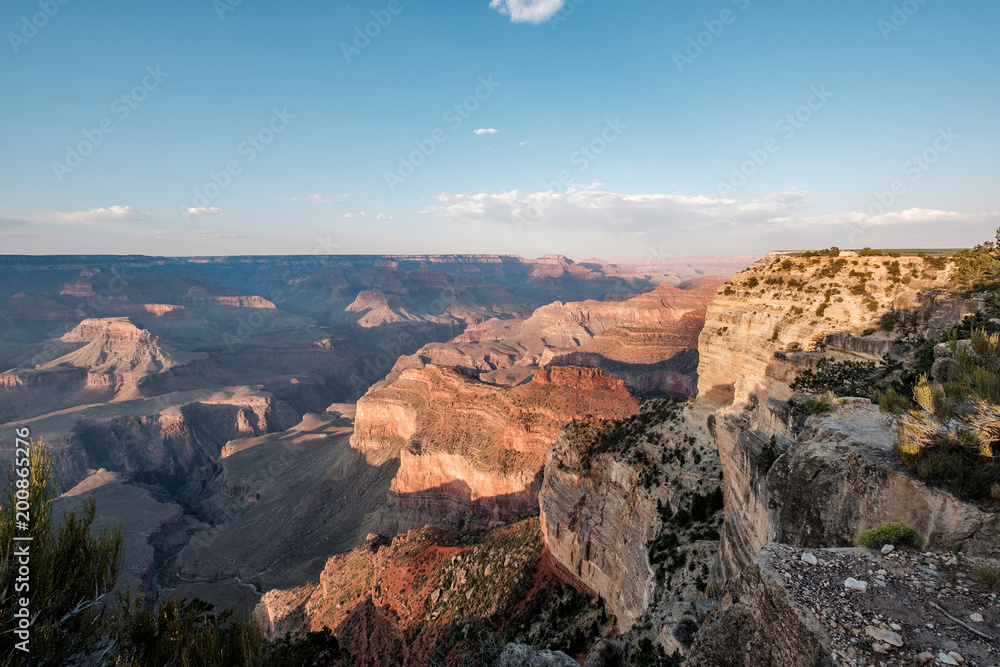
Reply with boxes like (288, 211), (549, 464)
(351, 365), (639, 529)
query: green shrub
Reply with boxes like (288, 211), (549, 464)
(803, 392), (833, 414)
(875, 387), (911, 412)
(974, 560), (1000, 588)
(857, 522), (923, 549)
(953, 243), (1000, 287)
(894, 327), (1000, 501)
(791, 358), (882, 399)
(1, 443), (345, 667)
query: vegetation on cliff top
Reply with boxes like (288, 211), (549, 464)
(895, 328), (1000, 501)
(857, 522), (924, 550)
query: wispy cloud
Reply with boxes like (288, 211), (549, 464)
(191, 230), (245, 240)
(489, 0), (564, 23)
(52, 205), (149, 224)
(787, 208), (1000, 229)
(344, 211), (367, 219)
(420, 184), (999, 237)
(279, 194), (345, 204)
(474, 128), (499, 135)
(185, 207), (226, 217)
(376, 213), (394, 221)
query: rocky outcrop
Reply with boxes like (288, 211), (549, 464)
(498, 644), (577, 666)
(395, 280), (722, 397)
(540, 401), (723, 633)
(0, 386), (300, 492)
(691, 543), (1000, 666)
(695, 253), (990, 585)
(182, 288), (276, 309)
(255, 519), (610, 666)
(353, 365), (640, 529)
(0, 318), (208, 420)
(688, 545), (835, 667)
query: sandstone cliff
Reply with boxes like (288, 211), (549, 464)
(539, 400), (722, 634)
(256, 519), (613, 665)
(352, 365), (640, 531)
(695, 253), (996, 586)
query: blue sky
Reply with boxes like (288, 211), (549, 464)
(1, 0), (998, 259)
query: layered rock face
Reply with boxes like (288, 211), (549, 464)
(256, 519), (611, 666)
(695, 254), (989, 584)
(394, 280), (722, 397)
(1, 385), (299, 493)
(352, 365), (640, 529)
(0, 318), (206, 421)
(540, 400), (723, 634)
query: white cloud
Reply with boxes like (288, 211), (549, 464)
(489, 0), (564, 23)
(790, 208), (1000, 230)
(421, 184), (799, 232)
(474, 128), (499, 135)
(185, 207), (226, 217)
(376, 213), (394, 221)
(419, 184), (1000, 238)
(52, 205), (149, 224)
(344, 211), (367, 219)
(191, 230), (245, 240)
(279, 194), (345, 204)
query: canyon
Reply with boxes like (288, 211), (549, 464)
(9, 249), (1000, 665)
(0, 253), (739, 626)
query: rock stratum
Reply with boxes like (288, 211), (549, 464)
(352, 364), (640, 530)
(394, 279), (723, 397)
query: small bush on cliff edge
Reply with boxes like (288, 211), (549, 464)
(895, 329), (1000, 501)
(974, 560), (1000, 588)
(857, 522), (923, 550)
(791, 358), (883, 399)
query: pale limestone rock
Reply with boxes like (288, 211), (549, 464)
(864, 626), (903, 647)
(844, 577), (868, 591)
(499, 643), (577, 667)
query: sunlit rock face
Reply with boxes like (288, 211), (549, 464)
(352, 364), (640, 529)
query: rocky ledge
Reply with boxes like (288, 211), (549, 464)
(691, 543), (1000, 667)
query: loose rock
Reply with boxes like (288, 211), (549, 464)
(844, 577), (868, 591)
(864, 626), (904, 647)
